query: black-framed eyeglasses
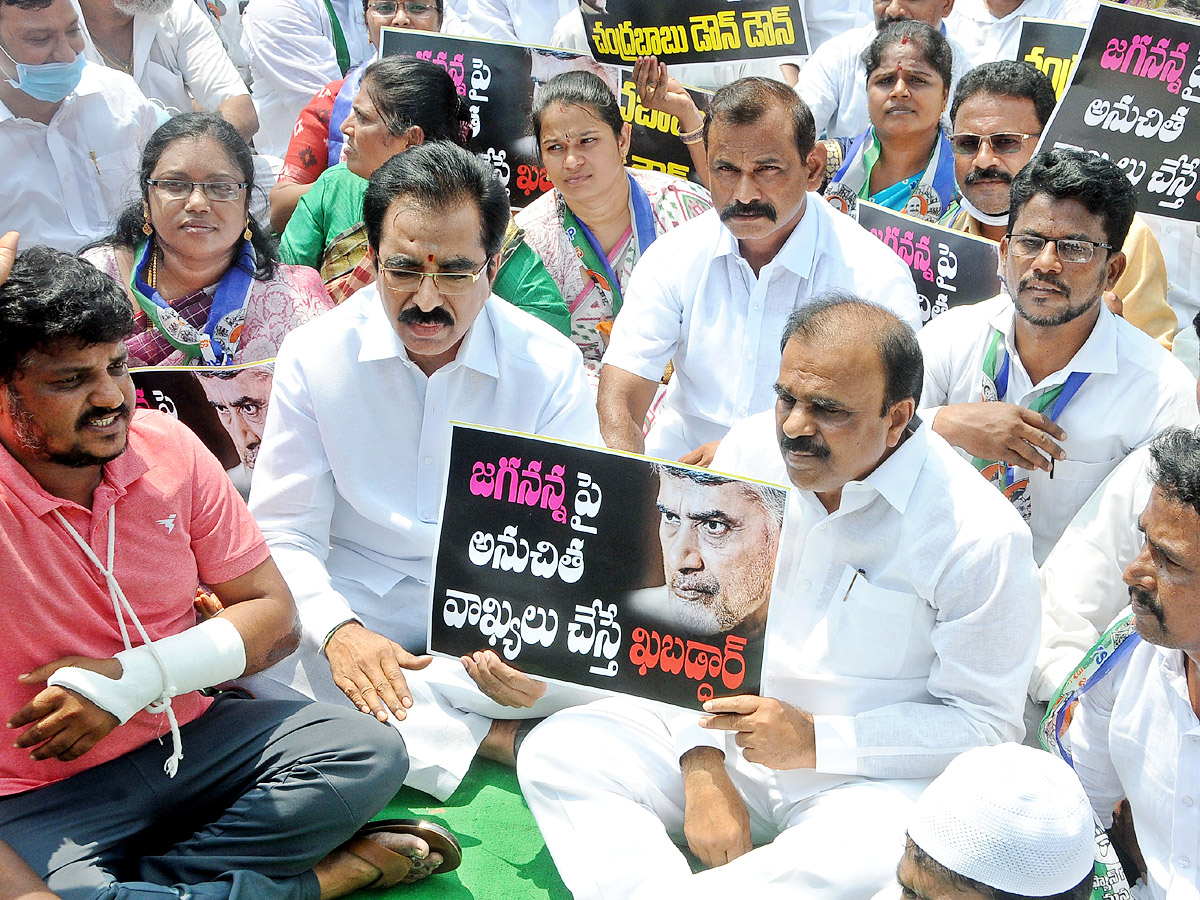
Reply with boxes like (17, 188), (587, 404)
(948, 132), (1041, 156)
(147, 179), (249, 202)
(378, 260), (489, 295)
(1007, 233), (1114, 264)
(366, 0), (438, 17)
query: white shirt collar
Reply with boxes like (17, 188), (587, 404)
(987, 293), (1121, 381)
(355, 284), (499, 379)
(713, 192), (820, 280)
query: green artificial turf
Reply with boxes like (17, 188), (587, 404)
(351, 758), (572, 900)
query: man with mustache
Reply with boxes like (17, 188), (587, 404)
(521, 295), (1040, 898)
(247, 141), (603, 802)
(1064, 425), (1200, 900)
(0, 239), (455, 898)
(598, 77), (920, 467)
(795, 0), (972, 140)
(917, 148), (1198, 564)
(942, 60), (1175, 345)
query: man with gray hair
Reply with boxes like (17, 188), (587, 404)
(520, 294), (1039, 898)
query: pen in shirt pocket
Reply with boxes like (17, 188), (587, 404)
(89, 150), (102, 177)
(842, 568), (866, 602)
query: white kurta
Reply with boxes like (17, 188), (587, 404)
(82, 0), (248, 116)
(247, 285), (601, 798)
(519, 420), (1040, 899)
(918, 294), (1199, 564)
(0, 63), (158, 251)
(460, 0), (576, 46)
(1070, 639), (1200, 900)
(602, 197), (921, 461)
(240, 0), (371, 158)
(945, 0), (1097, 68)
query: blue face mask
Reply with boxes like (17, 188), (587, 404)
(0, 46), (85, 103)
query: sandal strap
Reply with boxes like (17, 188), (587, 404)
(344, 834), (414, 889)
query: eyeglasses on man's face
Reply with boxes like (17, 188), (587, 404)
(378, 260), (489, 295)
(1006, 233), (1114, 264)
(948, 132), (1041, 156)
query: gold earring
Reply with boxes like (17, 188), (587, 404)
(142, 210), (153, 237)
(244, 224), (253, 241)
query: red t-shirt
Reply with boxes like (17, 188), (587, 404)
(0, 410), (270, 795)
(280, 79), (343, 186)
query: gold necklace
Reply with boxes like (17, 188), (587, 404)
(95, 40), (133, 74)
(147, 241), (158, 290)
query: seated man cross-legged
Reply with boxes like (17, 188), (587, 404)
(519, 295), (1041, 899)
(0, 238), (452, 899)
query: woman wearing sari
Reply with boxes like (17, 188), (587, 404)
(823, 20), (957, 224)
(81, 113), (333, 367)
(516, 71), (712, 367)
(279, 56), (565, 325)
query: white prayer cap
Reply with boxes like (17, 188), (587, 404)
(908, 743), (1095, 896)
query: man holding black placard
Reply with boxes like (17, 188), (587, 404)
(521, 295), (1039, 899)
(919, 148), (1197, 565)
(597, 77), (920, 466)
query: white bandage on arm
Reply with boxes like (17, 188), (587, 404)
(47, 616), (247, 724)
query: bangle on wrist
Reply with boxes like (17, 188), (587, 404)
(679, 112), (706, 145)
(321, 618), (359, 654)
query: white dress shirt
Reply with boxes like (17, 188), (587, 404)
(945, 0), (1097, 68)
(248, 285), (600, 653)
(918, 294), (1199, 564)
(794, 23), (972, 141)
(240, 0), (371, 158)
(1070, 639), (1200, 900)
(83, 0), (248, 116)
(460, 0), (575, 46)
(0, 63), (158, 252)
(602, 197), (921, 461)
(1034, 446), (1151, 702)
(693, 412), (1040, 780)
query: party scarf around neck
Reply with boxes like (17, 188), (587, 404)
(129, 237), (256, 365)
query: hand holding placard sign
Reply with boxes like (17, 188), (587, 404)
(430, 424), (786, 711)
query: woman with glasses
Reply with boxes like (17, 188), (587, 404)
(515, 70), (712, 366)
(822, 21), (957, 223)
(81, 113), (334, 367)
(279, 56), (566, 330)
(268, 0), (454, 233)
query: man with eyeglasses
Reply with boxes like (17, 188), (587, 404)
(917, 148), (1198, 565)
(246, 141), (603, 802)
(942, 60), (1176, 346)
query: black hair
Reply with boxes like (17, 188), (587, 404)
(862, 20), (953, 91)
(0, 0), (53, 9)
(360, 56), (470, 147)
(950, 60), (1057, 130)
(908, 841), (1093, 900)
(704, 76), (816, 159)
(362, 140), (510, 259)
(531, 70), (625, 148)
(1149, 427), (1200, 519)
(0, 246), (134, 382)
(1008, 149), (1136, 249)
(780, 291), (923, 414)
(88, 113), (278, 281)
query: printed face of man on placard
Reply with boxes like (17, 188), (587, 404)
(654, 469), (783, 635)
(195, 367), (271, 470)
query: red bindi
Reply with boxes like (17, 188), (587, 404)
(900, 34), (908, 44)
(427, 254), (435, 262)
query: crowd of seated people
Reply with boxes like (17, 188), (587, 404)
(4, 0), (1200, 896)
